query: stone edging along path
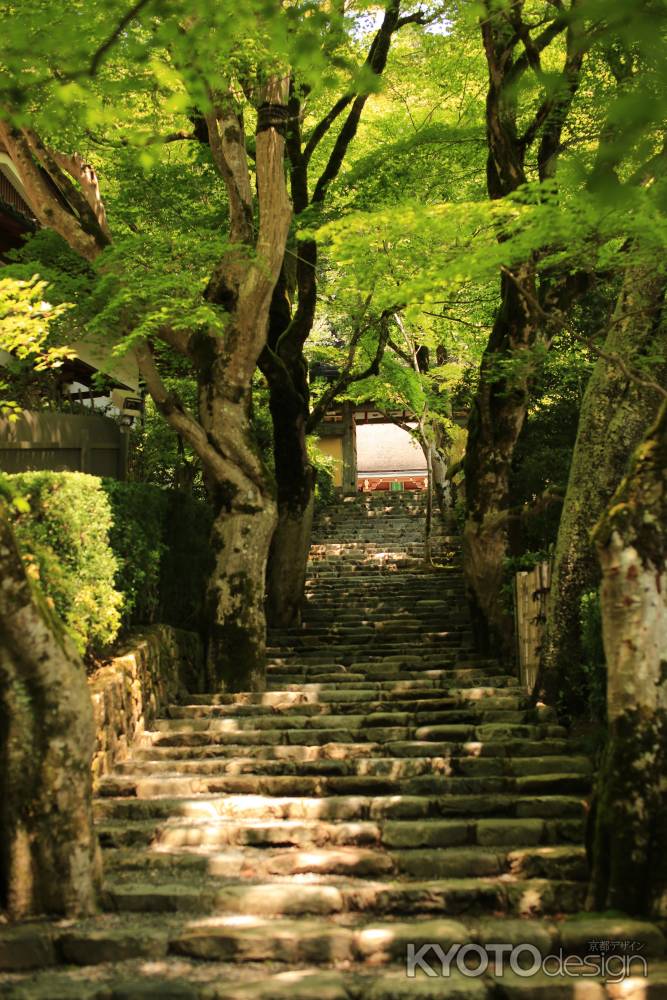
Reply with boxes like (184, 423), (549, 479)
(88, 624), (205, 786)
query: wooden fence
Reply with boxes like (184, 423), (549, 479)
(0, 410), (128, 479)
(514, 560), (551, 692)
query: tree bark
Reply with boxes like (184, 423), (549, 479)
(463, 268), (538, 651)
(207, 499), (277, 693)
(430, 432), (450, 517)
(266, 491), (314, 630)
(0, 499), (101, 919)
(539, 273), (667, 710)
(262, 268), (316, 629)
(462, 1), (583, 653)
(587, 400), (667, 917)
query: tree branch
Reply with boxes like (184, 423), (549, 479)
(153, 325), (191, 356)
(89, 0), (154, 77)
(501, 266), (667, 401)
(0, 122), (106, 262)
(505, 11), (570, 88)
(205, 96), (254, 246)
(51, 149), (112, 241)
(312, 0), (402, 205)
(306, 314), (390, 432)
(135, 342), (250, 488)
(303, 95), (354, 165)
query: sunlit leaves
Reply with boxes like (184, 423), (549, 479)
(0, 277), (73, 364)
(86, 229), (230, 354)
(0, 276), (75, 419)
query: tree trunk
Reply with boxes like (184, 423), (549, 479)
(587, 400), (667, 917)
(463, 269), (537, 653)
(267, 490), (314, 629)
(431, 440), (450, 517)
(265, 370), (315, 628)
(0, 499), (101, 919)
(462, 1), (583, 655)
(539, 274), (667, 709)
(206, 497), (277, 693)
(196, 367), (278, 691)
(263, 284), (316, 629)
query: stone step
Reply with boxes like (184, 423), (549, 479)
(3, 956), (665, 999)
(266, 637), (475, 653)
(308, 544), (460, 553)
(95, 791), (586, 824)
(269, 642), (476, 654)
(266, 660), (491, 675)
(113, 754), (592, 780)
(3, 909), (662, 976)
(304, 569), (462, 579)
(97, 814), (586, 851)
(177, 685), (525, 707)
(152, 709), (539, 733)
(98, 771), (590, 800)
(168, 698), (530, 719)
(304, 592), (466, 601)
(274, 608), (470, 635)
(101, 875), (588, 919)
(267, 628), (472, 643)
(263, 669), (490, 683)
(143, 723), (567, 748)
(263, 671), (511, 686)
(305, 574), (464, 583)
(300, 610), (468, 621)
(267, 656), (484, 669)
(131, 737), (578, 761)
(103, 842), (589, 881)
(304, 585), (467, 595)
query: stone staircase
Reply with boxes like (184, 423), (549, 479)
(2, 492), (664, 998)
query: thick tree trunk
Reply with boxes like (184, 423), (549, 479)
(265, 389), (315, 630)
(267, 491), (314, 629)
(196, 368), (278, 691)
(587, 401), (667, 917)
(540, 274), (667, 709)
(462, 1), (583, 655)
(264, 324), (316, 629)
(0, 500), (100, 919)
(206, 498), (277, 693)
(463, 270), (536, 653)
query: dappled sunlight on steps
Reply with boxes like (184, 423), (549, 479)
(1, 493), (664, 998)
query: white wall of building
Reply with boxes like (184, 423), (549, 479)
(356, 421), (426, 474)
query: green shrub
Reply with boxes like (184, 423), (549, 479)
(103, 480), (167, 627)
(9, 472), (122, 654)
(159, 489), (213, 632)
(8, 472), (212, 657)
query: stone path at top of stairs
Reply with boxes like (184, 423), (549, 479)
(2, 492), (665, 999)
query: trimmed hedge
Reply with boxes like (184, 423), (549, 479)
(9, 472), (122, 653)
(8, 472), (211, 657)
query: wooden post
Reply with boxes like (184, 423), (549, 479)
(515, 561), (551, 692)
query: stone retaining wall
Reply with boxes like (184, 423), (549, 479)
(88, 625), (203, 786)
